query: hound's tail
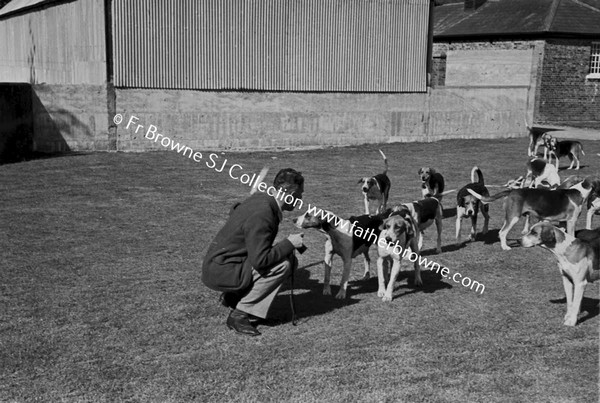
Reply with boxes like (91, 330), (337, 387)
(438, 189), (457, 196)
(466, 188), (511, 204)
(429, 189), (457, 201)
(524, 117), (532, 131)
(470, 166), (484, 185)
(379, 149), (388, 175)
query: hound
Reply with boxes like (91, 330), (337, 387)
(584, 177), (600, 229)
(456, 166), (490, 242)
(521, 222), (599, 326)
(526, 119), (552, 158)
(294, 209), (389, 298)
(503, 159), (560, 190)
(359, 150), (391, 215)
(418, 167), (445, 200)
(524, 158), (561, 188)
(376, 211), (422, 301)
(548, 137), (585, 170)
(392, 197), (443, 254)
(467, 179), (594, 250)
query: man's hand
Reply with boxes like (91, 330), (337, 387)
(288, 233), (305, 249)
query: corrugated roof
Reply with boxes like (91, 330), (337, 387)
(0, 0), (65, 17)
(434, 0), (600, 38)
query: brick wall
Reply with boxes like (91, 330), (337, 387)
(537, 39), (600, 129)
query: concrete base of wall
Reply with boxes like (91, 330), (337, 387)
(32, 84), (110, 153)
(115, 86), (528, 151)
(21, 84), (530, 152)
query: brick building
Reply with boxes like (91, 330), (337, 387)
(433, 0), (600, 129)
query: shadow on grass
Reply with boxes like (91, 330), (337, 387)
(270, 266), (361, 324)
(420, 242), (468, 255)
(349, 270), (453, 300)
(481, 229), (500, 245)
(558, 165), (588, 172)
(549, 296), (600, 324)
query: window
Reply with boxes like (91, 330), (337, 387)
(588, 43), (600, 79)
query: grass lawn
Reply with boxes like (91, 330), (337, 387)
(1, 137), (599, 402)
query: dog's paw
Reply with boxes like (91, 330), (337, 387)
(382, 293), (393, 302)
(335, 290), (347, 299)
(563, 317), (577, 326)
(323, 285), (332, 296)
(377, 289), (386, 298)
(435, 248), (442, 254)
(501, 245), (512, 251)
(414, 277), (423, 287)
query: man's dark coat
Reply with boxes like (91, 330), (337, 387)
(202, 192), (295, 292)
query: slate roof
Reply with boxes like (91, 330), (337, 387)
(434, 0), (600, 39)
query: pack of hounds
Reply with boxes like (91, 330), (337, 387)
(294, 128), (600, 326)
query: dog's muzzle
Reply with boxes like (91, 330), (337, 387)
(520, 235), (536, 248)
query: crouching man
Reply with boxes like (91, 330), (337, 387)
(202, 168), (305, 336)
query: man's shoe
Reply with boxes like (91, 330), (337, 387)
(226, 309), (261, 336)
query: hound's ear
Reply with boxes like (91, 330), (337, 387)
(379, 218), (389, 231)
(417, 168), (423, 175)
(405, 216), (417, 238)
(358, 178), (365, 184)
(541, 226), (557, 246)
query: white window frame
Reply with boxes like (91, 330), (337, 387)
(587, 42), (600, 79)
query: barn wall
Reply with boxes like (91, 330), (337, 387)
(112, 0), (430, 92)
(114, 87), (528, 151)
(0, 0), (106, 85)
(0, 0), (109, 153)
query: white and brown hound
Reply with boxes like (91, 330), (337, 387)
(526, 120), (552, 158)
(376, 210), (422, 302)
(294, 209), (389, 298)
(548, 137), (585, 170)
(456, 166), (490, 242)
(521, 222), (599, 326)
(418, 167), (445, 200)
(359, 150), (391, 215)
(559, 175), (600, 230)
(392, 197), (443, 254)
(467, 179), (594, 250)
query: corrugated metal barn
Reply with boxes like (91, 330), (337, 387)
(0, 0), (528, 152)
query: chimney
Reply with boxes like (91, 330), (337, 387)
(464, 0), (486, 10)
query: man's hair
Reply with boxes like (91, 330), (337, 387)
(273, 168), (304, 192)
